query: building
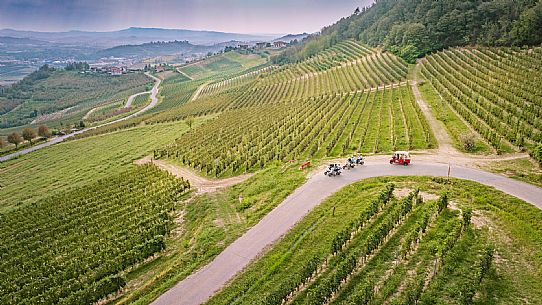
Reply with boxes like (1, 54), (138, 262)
(274, 41), (287, 48)
(255, 42), (267, 49)
(109, 67), (122, 76)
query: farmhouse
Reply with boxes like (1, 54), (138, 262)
(274, 41), (287, 48)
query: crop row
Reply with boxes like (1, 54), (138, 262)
(0, 165), (189, 305)
(156, 85), (433, 177)
(205, 184), (491, 305)
(421, 47), (542, 153)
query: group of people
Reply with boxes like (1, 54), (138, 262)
(324, 154), (365, 176)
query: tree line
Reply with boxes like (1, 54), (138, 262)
(273, 0), (542, 64)
(1, 125), (50, 150)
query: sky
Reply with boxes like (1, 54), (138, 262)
(0, 0), (374, 34)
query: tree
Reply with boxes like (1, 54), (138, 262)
(0, 137), (6, 149)
(22, 128), (37, 144)
(7, 132), (23, 148)
(38, 125), (51, 138)
(185, 116), (195, 129)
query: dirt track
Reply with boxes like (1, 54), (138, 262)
(135, 156), (253, 193)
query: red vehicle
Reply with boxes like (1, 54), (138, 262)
(390, 151), (411, 166)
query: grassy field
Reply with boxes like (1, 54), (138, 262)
(179, 51), (267, 80)
(482, 157), (542, 188)
(416, 75), (492, 154)
(206, 177), (542, 305)
(0, 117), (210, 212)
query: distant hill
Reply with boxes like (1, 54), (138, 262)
(274, 33), (309, 42)
(274, 0), (542, 64)
(93, 40), (223, 59)
(0, 27), (280, 47)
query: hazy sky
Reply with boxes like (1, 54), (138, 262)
(0, 0), (373, 34)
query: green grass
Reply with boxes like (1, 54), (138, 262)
(416, 79), (491, 154)
(180, 51), (267, 80)
(110, 161), (307, 305)
(205, 177), (542, 305)
(0, 117), (210, 212)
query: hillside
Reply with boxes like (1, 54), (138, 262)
(3, 3), (542, 305)
(275, 0), (542, 63)
(0, 66), (150, 129)
(94, 40), (224, 59)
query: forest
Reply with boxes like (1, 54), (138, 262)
(273, 0), (542, 64)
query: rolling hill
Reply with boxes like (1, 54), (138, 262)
(2, 1), (542, 305)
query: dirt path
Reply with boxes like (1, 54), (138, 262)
(176, 67), (194, 80)
(124, 91), (150, 108)
(411, 62), (458, 156)
(0, 73), (161, 162)
(190, 82), (209, 102)
(135, 156), (253, 193)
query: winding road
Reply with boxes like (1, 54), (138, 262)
(151, 63), (542, 305)
(0, 73), (161, 162)
(151, 159), (542, 305)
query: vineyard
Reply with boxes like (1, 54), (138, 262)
(421, 47), (542, 154)
(152, 41), (433, 176)
(206, 177), (542, 305)
(0, 71), (151, 128)
(0, 165), (189, 305)
(85, 93), (150, 123)
(179, 52), (268, 80)
(156, 85), (434, 176)
(0, 119), (208, 211)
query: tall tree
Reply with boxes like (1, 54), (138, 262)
(22, 127), (37, 144)
(38, 125), (51, 138)
(7, 132), (23, 148)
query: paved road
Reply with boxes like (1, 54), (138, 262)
(124, 91), (150, 108)
(151, 160), (542, 305)
(0, 73), (161, 162)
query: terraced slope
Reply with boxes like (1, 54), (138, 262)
(421, 47), (542, 154)
(155, 41), (430, 176)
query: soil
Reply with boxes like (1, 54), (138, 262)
(135, 156), (253, 194)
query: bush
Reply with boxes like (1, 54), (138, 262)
(460, 134), (476, 152)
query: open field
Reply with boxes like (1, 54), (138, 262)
(179, 52), (268, 80)
(206, 177), (542, 305)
